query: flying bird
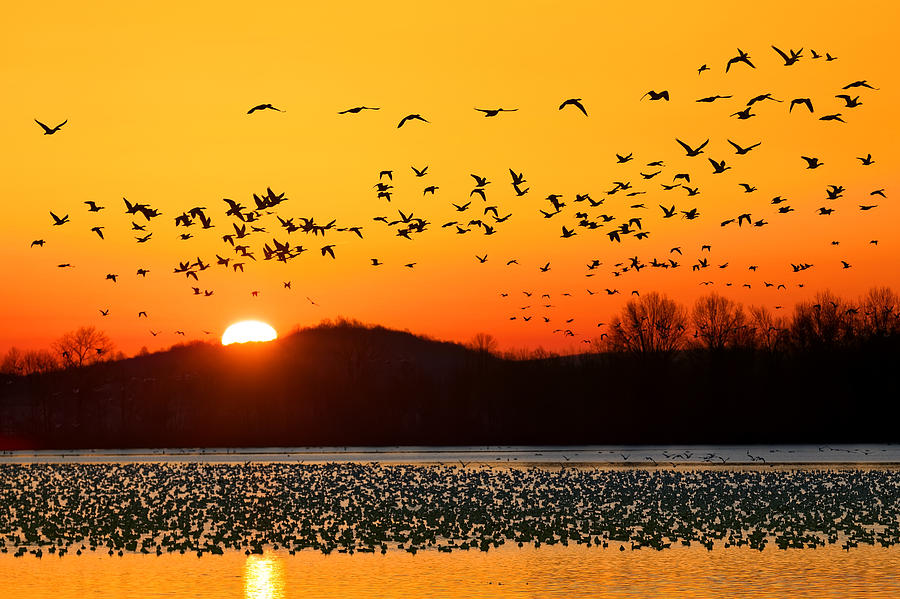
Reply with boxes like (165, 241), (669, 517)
(789, 98), (814, 113)
(475, 108), (518, 117)
(337, 106), (379, 114)
(35, 119), (67, 134)
(559, 98), (588, 116)
(641, 90), (669, 101)
(772, 45), (803, 66)
(397, 114), (428, 128)
(247, 104), (283, 114)
(675, 138), (709, 156)
(50, 211), (69, 226)
(725, 48), (754, 72)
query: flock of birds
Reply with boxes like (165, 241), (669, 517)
(28, 45), (887, 346)
(1, 462), (899, 558)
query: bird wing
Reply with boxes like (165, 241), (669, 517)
(771, 45), (790, 63)
(35, 119), (52, 133)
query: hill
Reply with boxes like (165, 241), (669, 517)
(2, 321), (899, 449)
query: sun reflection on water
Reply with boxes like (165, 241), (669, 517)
(243, 553), (286, 599)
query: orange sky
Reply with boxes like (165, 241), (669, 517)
(1, 1), (898, 355)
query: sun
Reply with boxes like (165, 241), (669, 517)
(221, 321), (278, 345)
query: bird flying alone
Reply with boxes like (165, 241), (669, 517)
(559, 98), (588, 116)
(397, 114), (428, 128)
(35, 119), (67, 134)
(641, 90), (669, 101)
(338, 106), (380, 114)
(247, 104), (283, 114)
(475, 108), (518, 117)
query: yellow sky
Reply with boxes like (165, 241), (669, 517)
(1, 0), (898, 354)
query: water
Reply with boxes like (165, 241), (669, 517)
(3, 545), (899, 598)
(1, 446), (899, 597)
(4, 444), (899, 464)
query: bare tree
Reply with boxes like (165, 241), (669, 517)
(748, 305), (788, 351)
(468, 332), (498, 356)
(692, 293), (748, 350)
(53, 326), (115, 368)
(790, 290), (854, 349)
(860, 287), (899, 337)
(1, 347), (23, 375)
(607, 292), (687, 354)
(1, 347), (58, 375)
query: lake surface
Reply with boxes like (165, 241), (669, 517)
(1, 446), (899, 597)
(4, 444), (899, 464)
(3, 544), (900, 598)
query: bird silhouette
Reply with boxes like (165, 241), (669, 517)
(559, 98), (588, 116)
(772, 45), (803, 66)
(397, 114), (428, 128)
(727, 139), (761, 154)
(337, 106), (379, 114)
(789, 98), (814, 113)
(475, 108), (518, 117)
(675, 138), (709, 157)
(725, 48), (754, 72)
(35, 119), (67, 134)
(247, 104), (283, 114)
(835, 94), (862, 108)
(641, 90), (669, 101)
(50, 211), (69, 225)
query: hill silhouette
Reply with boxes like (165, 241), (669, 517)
(1, 318), (899, 450)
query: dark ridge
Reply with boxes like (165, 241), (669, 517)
(1, 320), (899, 450)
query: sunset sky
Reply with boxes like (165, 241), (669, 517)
(1, 0), (897, 355)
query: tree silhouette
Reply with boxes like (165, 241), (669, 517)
(861, 287), (899, 337)
(1, 347), (58, 375)
(692, 293), (749, 350)
(53, 326), (115, 368)
(607, 292), (687, 354)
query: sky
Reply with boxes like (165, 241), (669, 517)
(1, 0), (898, 355)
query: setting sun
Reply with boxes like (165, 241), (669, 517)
(221, 321), (277, 345)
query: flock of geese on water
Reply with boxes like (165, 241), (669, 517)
(1, 462), (899, 558)
(28, 46), (886, 344)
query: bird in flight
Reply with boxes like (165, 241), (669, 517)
(709, 158), (730, 174)
(858, 154), (874, 165)
(474, 108), (518, 117)
(696, 95), (732, 103)
(772, 45), (803, 66)
(835, 94), (862, 108)
(675, 138), (709, 157)
(727, 139), (761, 154)
(641, 90), (669, 101)
(842, 80), (878, 90)
(50, 211), (69, 226)
(247, 104), (283, 114)
(35, 119), (67, 135)
(559, 98), (588, 116)
(337, 106), (379, 114)
(789, 98), (814, 113)
(84, 201), (105, 212)
(819, 113), (845, 123)
(801, 156), (823, 169)
(725, 48), (754, 72)
(397, 114), (428, 128)
(91, 226), (105, 239)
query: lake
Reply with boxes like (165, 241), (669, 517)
(1, 446), (898, 597)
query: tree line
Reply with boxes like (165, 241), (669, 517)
(3, 287), (898, 377)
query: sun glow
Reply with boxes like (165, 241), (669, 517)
(222, 321), (278, 345)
